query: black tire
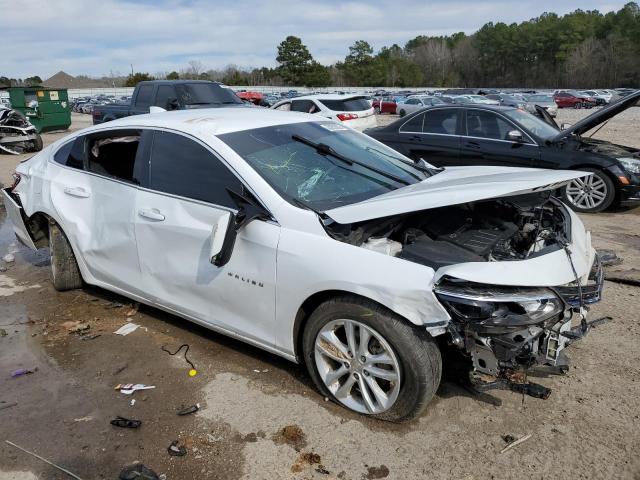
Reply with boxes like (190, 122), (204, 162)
(30, 134), (43, 152)
(562, 168), (616, 213)
(399, 109), (406, 117)
(574, 102), (582, 109)
(49, 222), (83, 291)
(302, 295), (441, 422)
(374, 107), (381, 115)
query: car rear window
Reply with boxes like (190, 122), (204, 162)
(319, 97), (370, 112)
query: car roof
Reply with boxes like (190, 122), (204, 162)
(283, 93), (366, 101)
(85, 107), (318, 136)
(379, 104), (517, 130)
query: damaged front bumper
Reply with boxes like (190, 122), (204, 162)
(434, 258), (605, 397)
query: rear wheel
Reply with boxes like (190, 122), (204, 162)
(303, 296), (441, 422)
(574, 102), (583, 109)
(399, 109), (406, 117)
(49, 222), (83, 291)
(563, 168), (615, 213)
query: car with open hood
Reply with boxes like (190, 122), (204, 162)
(4, 107), (604, 422)
(365, 91), (640, 213)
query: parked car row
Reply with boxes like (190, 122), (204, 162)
(72, 95), (131, 114)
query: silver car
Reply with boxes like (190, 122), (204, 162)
(396, 96), (445, 117)
(524, 94), (558, 117)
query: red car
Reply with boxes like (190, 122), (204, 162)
(236, 91), (263, 105)
(553, 91), (597, 109)
(372, 96), (397, 114)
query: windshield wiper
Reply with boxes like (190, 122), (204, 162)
(291, 134), (410, 186)
(364, 146), (440, 178)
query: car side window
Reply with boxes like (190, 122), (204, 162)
(423, 109), (458, 135)
(291, 100), (318, 113)
(155, 85), (176, 109)
(466, 110), (515, 140)
(136, 85), (154, 108)
(53, 137), (85, 169)
(86, 130), (143, 184)
(399, 113), (425, 133)
(405, 99), (418, 105)
(274, 102), (291, 111)
(149, 131), (243, 208)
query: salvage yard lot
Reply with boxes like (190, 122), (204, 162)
(1, 110), (639, 479)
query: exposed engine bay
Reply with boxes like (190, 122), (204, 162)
(324, 192), (605, 399)
(325, 192), (569, 269)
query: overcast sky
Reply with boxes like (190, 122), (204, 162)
(0, 0), (626, 79)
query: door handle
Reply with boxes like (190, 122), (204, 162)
(63, 186), (90, 198)
(409, 135), (422, 142)
(464, 141), (481, 149)
(138, 208), (165, 221)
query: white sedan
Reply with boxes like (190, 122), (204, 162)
(4, 108), (603, 421)
(396, 96), (445, 117)
(271, 94), (377, 131)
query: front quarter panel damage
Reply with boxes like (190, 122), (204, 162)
(275, 228), (450, 356)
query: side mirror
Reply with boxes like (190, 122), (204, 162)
(209, 189), (271, 267)
(507, 130), (524, 142)
(167, 98), (180, 111)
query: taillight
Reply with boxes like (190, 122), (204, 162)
(336, 113), (358, 121)
(10, 173), (21, 190)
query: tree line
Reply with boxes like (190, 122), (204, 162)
(5, 2), (639, 89)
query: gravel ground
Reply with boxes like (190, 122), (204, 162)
(0, 109), (639, 480)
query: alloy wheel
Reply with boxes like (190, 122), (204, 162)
(314, 319), (401, 414)
(565, 175), (608, 210)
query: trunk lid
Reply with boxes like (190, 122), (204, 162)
(324, 166), (588, 224)
(550, 90), (639, 142)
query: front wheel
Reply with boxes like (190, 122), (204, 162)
(303, 296), (441, 422)
(374, 107), (381, 115)
(30, 134), (43, 152)
(562, 168), (615, 213)
(574, 102), (583, 109)
(399, 109), (406, 117)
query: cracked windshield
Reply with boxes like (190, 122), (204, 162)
(219, 122), (425, 210)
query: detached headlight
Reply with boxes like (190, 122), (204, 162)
(435, 281), (563, 326)
(617, 157), (640, 175)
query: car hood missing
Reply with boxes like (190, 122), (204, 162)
(324, 166), (587, 224)
(551, 90), (640, 142)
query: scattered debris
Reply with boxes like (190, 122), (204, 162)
(598, 249), (623, 266)
(366, 465), (390, 479)
(114, 323), (141, 336)
(5, 440), (85, 480)
(130, 399), (136, 407)
(105, 301), (125, 309)
(3, 253), (15, 263)
(73, 416), (94, 422)
(161, 344), (197, 376)
(500, 433), (532, 454)
(110, 416), (142, 428)
(272, 424), (307, 451)
(119, 462), (160, 480)
(11, 367), (37, 377)
(115, 383), (156, 395)
(0, 402), (18, 411)
(81, 333), (101, 341)
(69, 323), (90, 334)
(0, 328), (7, 337)
(0, 265), (7, 272)
(315, 466), (331, 475)
(502, 434), (516, 444)
(113, 364), (128, 376)
(177, 403), (200, 416)
(167, 440), (187, 457)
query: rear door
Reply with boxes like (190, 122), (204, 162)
(395, 108), (462, 166)
(49, 129), (146, 294)
(459, 109), (540, 167)
(133, 130), (279, 344)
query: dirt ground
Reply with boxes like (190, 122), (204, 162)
(0, 110), (639, 480)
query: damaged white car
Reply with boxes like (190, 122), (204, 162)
(3, 108), (605, 422)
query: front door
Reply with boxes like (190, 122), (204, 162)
(459, 109), (540, 167)
(134, 130), (279, 345)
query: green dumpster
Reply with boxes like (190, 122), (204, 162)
(8, 87), (71, 133)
